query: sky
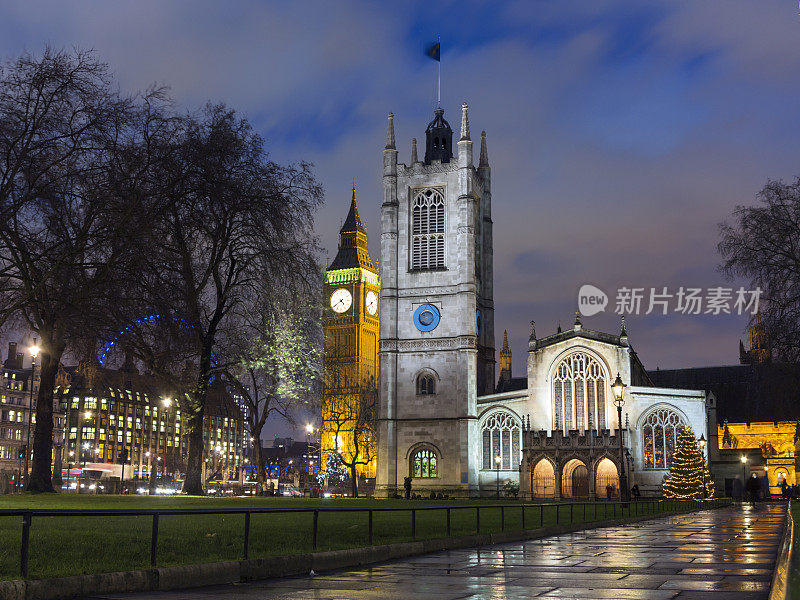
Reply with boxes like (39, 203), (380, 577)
(2, 0), (799, 439)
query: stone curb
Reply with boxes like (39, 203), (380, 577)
(769, 501), (793, 600)
(0, 506), (716, 600)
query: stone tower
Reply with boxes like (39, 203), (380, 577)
(322, 184), (380, 479)
(497, 330), (512, 389)
(376, 104), (495, 497)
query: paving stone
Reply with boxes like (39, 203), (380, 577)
(95, 504), (785, 600)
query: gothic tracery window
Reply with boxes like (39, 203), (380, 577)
(411, 448), (437, 478)
(481, 411), (521, 470)
(642, 409), (686, 469)
(411, 188), (446, 270)
(552, 352), (606, 433)
(417, 373), (436, 395)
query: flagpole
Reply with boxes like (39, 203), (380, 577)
(437, 35), (441, 108)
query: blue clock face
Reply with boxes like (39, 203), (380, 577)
(413, 304), (440, 332)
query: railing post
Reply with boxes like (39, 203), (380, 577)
(313, 510), (319, 550)
(243, 512), (251, 560)
(411, 509), (416, 541)
(150, 513), (159, 567)
(583, 503), (586, 522)
(477, 506), (480, 533)
(20, 512), (31, 578)
(446, 507), (451, 536)
(556, 504), (559, 525)
(521, 505), (525, 530)
(368, 510), (373, 546)
(540, 504), (544, 526)
(570, 503), (573, 523)
(501, 506), (505, 531)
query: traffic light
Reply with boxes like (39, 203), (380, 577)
(17, 445), (26, 460)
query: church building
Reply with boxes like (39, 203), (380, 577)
(375, 101), (711, 498)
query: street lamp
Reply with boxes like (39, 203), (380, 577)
(698, 435), (707, 499)
(495, 455), (502, 499)
(611, 373), (629, 502)
(68, 451), (75, 488)
(740, 455), (748, 498)
(304, 424), (316, 496)
(24, 340), (40, 487)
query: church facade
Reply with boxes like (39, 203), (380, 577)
(375, 102), (711, 499)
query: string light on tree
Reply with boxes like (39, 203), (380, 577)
(662, 426), (715, 500)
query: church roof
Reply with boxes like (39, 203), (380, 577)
(495, 376), (527, 393)
(533, 325), (652, 386)
(649, 363), (800, 422)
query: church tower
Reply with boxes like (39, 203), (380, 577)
(497, 330), (512, 388)
(376, 104), (495, 497)
(322, 184), (380, 479)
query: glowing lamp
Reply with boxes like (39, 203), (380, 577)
(611, 373), (626, 406)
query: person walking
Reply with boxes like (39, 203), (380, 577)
(403, 476), (412, 500)
(745, 473), (760, 508)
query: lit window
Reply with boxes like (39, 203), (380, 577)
(481, 412), (521, 470)
(552, 352), (606, 433)
(642, 409), (685, 469)
(411, 448), (438, 478)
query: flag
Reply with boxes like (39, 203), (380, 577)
(425, 41), (440, 62)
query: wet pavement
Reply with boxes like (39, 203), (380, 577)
(101, 504), (785, 600)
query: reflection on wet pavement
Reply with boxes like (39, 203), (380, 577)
(101, 504), (785, 599)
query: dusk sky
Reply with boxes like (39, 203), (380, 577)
(2, 1), (799, 437)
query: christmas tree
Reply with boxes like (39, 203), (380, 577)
(662, 426), (715, 499)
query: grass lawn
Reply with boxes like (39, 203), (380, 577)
(0, 494), (706, 580)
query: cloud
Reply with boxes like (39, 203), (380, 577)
(1, 0), (798, 435)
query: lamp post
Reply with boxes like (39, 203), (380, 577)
(764, 465), (769, 499)
(611, 373), (629, 502)
(698, 434), (707, 500)
(305, 423), (314, 496)
(495, 455), (502, 499)
(740, 455), (748, 500)
(68, 450), (74, 488)
(24, 340), (40, 486)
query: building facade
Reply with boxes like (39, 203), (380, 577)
(56, 361), (244, 485)
(374, 101), (709, 499)
(0, 342), (65, 492)
(376, 103), (495, 497)
(321, 185), (380, 480)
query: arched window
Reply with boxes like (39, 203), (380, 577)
(481, 411), (521, 470)
(411, 188), (446, 270)
(552, 352), (606, 433)
(642, 409), (686, 469)
(417, 373), (436, 395)
(411, 448), (437, 478)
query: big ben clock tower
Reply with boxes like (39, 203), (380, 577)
(322, 183), (380, 480)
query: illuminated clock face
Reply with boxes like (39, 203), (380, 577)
(330, 288), (352, 313)
(365, 291), (378, 315)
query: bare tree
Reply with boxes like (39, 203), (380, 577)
(221, 298), (321, 493)
(117, 105), (322, 495)
(719, 178), (800, 361)
(322, 354), (377, 497)
(0, 48), (163, 491)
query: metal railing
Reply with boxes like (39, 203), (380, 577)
(0, 498), (730, 579)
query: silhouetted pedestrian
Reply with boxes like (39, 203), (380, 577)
(404, 476), (412, 500)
